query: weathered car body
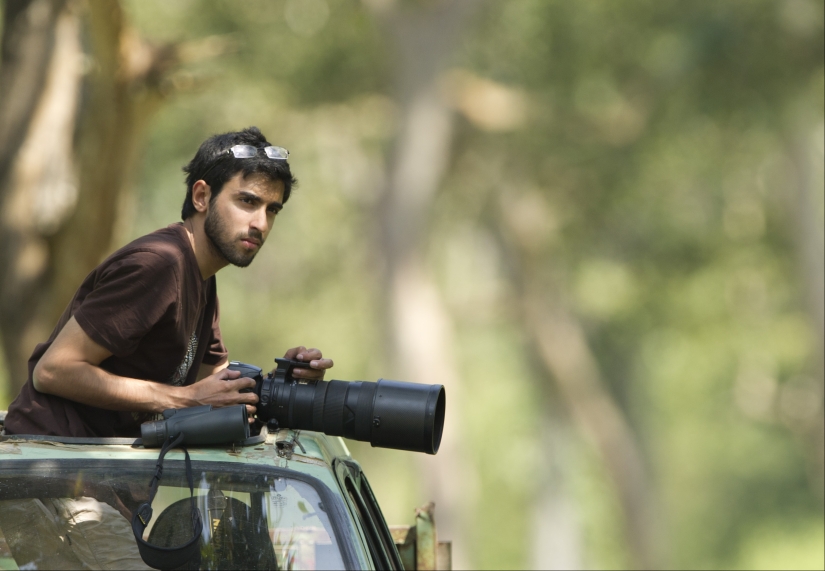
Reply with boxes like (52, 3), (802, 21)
(0, 417), (450, 570)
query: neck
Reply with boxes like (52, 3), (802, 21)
(183, 217), (228, 280)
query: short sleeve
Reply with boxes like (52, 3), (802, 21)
(74, 251), (178, 358)
(201, 294), (228, 366)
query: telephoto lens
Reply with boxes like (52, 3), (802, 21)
(141, 405), (250, 447)
(229, 359), (446, 454)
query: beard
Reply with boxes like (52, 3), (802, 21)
(204, 207), (263, 268)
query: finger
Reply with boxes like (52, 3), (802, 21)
(292, 367), (325, 380)
(245, 404), (257, 416)
(227, 377), (256, 389)
(292, 357), (333, 377)
(296, 347), (323, 361)
(232, 382), (259, 399)
(219, 368), (242, 379)
(284, 346), (307, 360)
(241, 392), (259, 404)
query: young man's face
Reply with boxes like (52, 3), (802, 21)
(204, 172), (285, 267)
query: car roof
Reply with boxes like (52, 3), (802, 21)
(0, 411), (354, 480)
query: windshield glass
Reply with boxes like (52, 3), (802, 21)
(0, 459), (347, 570)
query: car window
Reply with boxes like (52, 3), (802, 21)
(345, 475), (392, 569)
(357, 474), (404, 570)
(0, 460), (350, 571)
(339, 464), (403, 571)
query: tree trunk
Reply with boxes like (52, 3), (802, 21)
(0, 0), (66, 191)
(524, 291), (662, 570)
(0, 0), (179, 397)
(530, 414), (584, 570)
(495, 206), (663, 569)
(785, 134), (825, 499)
(368, 1), (477, 567)
(0, 0), (77, 394)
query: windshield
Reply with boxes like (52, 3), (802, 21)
(0, 459), (348, 570)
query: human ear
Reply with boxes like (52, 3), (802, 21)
(192, 180), (212, 214)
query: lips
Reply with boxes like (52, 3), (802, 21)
(240, 238), (261, 249)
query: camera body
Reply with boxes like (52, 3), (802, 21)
(227, 361), (264, 392)
(141, 358), (446, 455)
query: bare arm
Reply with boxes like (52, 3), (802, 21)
(33, 317), (258, 414)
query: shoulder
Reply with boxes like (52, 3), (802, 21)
(99, 226), (190, 280)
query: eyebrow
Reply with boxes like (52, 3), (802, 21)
(238, 190), (283, 212)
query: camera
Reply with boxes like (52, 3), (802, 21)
(141, 358), (446, 454)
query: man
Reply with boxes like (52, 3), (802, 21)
(3, 126), (331, 437)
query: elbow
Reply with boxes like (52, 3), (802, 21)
(32, 359), (57, 394)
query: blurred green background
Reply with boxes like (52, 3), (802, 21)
(0, 0), (823, 569)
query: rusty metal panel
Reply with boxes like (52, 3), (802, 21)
(391, 503), (452, 571)
(415, 503), (437, 570)
(390, 525), (416, 570)
(436, 541), (452, 571)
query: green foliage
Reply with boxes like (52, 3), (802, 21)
(125, 0), (388, 106)
(448, 1), (824, 568)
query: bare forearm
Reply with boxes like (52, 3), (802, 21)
(31, 316), (256, 414)
(33, 360), (191, 413)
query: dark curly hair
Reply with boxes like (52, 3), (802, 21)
(181, 126), (297, 220)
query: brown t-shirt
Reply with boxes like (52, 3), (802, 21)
(4, 224), (228, 438)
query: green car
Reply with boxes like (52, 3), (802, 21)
(0, 417), (449, 571)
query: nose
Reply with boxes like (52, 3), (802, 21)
(250, 207), (269, 235)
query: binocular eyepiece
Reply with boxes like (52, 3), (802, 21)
(141, 358), (446, 455)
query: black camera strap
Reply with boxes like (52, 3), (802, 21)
(131, 432), (203, 570)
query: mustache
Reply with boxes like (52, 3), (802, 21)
(241, 230), (264, 244)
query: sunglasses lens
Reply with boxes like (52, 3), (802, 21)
(230, 145), (257, 158)
(264, 146), (289, 160)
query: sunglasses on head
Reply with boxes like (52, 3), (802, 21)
(225, 145), (289, 160)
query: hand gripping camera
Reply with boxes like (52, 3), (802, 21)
(141, 358), (446, 455)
